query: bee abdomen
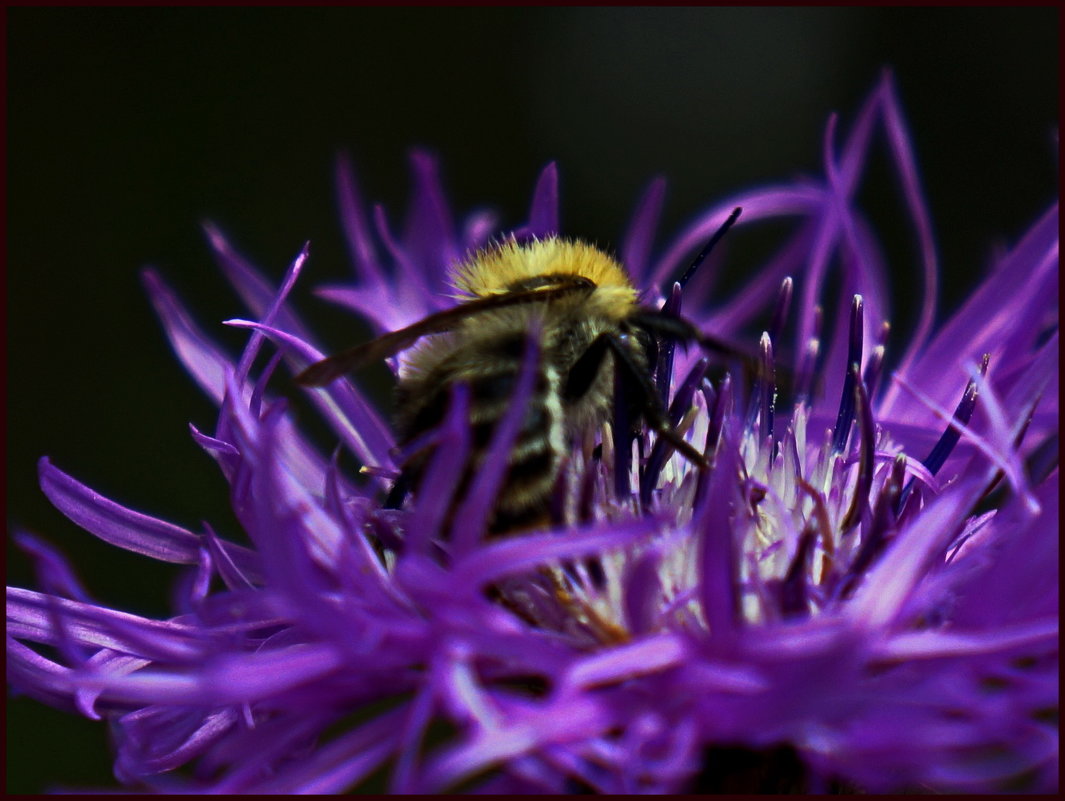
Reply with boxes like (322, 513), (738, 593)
(395, 359), (564, 534)
(499, 445), (561, 513)
(466, 366), (563, 519)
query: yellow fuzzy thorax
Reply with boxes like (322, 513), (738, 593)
(453, 237), (637, 304)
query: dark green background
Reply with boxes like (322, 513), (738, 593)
(7, 7), (1058, 793)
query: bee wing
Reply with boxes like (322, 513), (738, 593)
(294, 328), (428, 386)
(296, 278), (595, 387)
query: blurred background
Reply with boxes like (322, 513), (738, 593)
(7, 7), (1058, 792)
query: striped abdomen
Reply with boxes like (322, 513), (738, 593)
(394, 339), (565, 534)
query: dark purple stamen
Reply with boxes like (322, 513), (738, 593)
(740, 278), (788, 438)
(861, 321), (891, 401)
(893, 481), (922, 531)
(694, 376), (731, 511)
(705, 375), (731, 460)
(780, 525), (816, 618)
(924, 353), (990, 475)
(654, 283), (683, 405)
(760, 334), (776, 443)
(797, 477), (835, 561)
(676, 207), (743, 289)
(837, 455), (906, 601)
(744, 333), (777, 440)
(767, 276), (794, 349)
(700, 381), (717, 449)
(831, 295), (864, 454)
(839, 365), (874, 535)
(896, 354), (989, 513)
(764, 277), (793, 425)
(793, 305), (823, 405)
(640, 357), (710, 507)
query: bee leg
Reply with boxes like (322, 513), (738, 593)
(604, 333), (709, 469)
(629, 311), (747, 361)
(630, 311), (787, 393)
(562, 333), (612, 401)
(563, 331), (706, 467)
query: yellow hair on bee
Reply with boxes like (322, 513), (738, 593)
(455, 237), (636, 296)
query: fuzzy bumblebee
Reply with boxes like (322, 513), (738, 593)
(298, 214), (740, 535)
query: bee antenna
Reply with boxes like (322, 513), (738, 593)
(677, 206), (742, 289)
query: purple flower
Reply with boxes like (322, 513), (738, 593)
(8, 73), (1057, 793)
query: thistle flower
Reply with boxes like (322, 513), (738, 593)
(8, 73), (1057, 793)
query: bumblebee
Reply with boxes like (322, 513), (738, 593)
(297, 211), (741, 536)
